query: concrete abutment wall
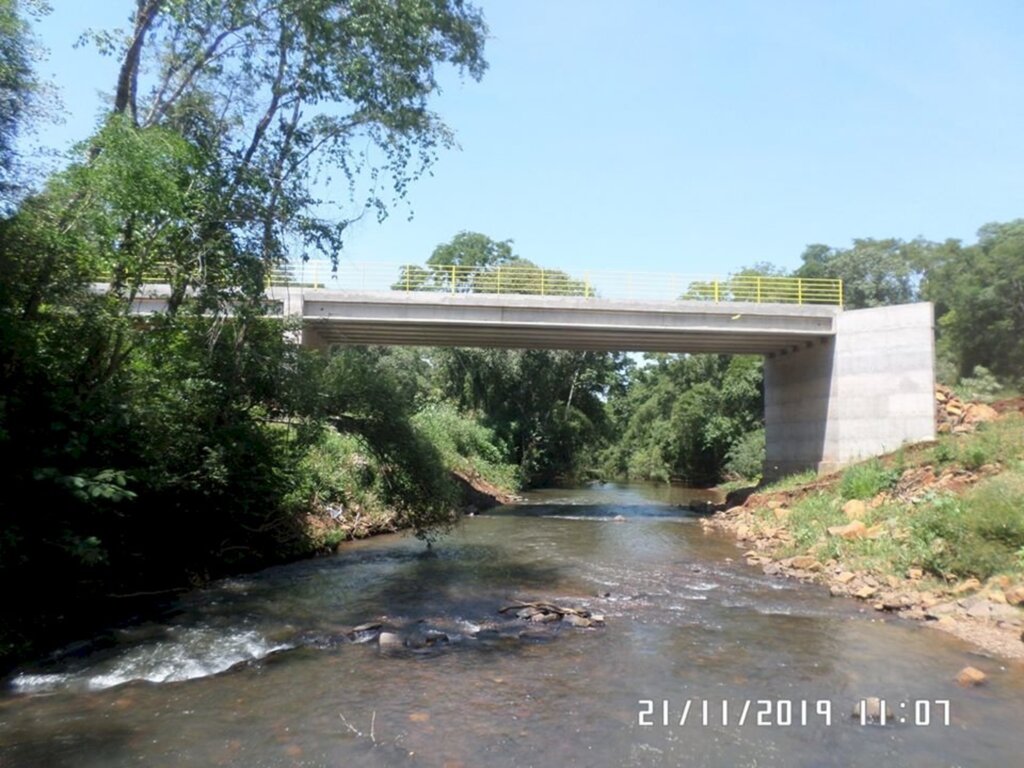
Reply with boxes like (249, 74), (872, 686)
(764, 303), (936, 480)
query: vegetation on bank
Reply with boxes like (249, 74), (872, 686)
(728, 414), (1024, 588)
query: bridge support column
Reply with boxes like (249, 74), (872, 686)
(277, 287), (329, 351)
(763, 302), (935, 480)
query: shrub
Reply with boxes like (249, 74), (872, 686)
(965, 476), (1024, 551)
(724, 428), (765, 481)
(954, 365), (1003, 403)
(411, 403), (519, 490)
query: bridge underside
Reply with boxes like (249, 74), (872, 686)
(297, 293), (839, 355)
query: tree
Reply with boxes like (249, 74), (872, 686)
(0, 0), (491, 669)
(93, 0), (488, 273)
(795, 238), (930, 309)
(604, 354), (764, 485)
(924, 221), (1024, 382)
(0, 0), (44, 206)
(432, 346), (624, 485)
(395, 231), (588, 296)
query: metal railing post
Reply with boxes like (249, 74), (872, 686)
(713, 280), (719, 303)
(451, 264), (456, 294)
(797, 278), (803, 305)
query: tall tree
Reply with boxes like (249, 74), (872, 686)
(0, 0), (42, 205)
(397, 230), (587, 296)
(604, 354), (764, 485)
(795, 238), (930, 309)
(924, 221), (1024, 382)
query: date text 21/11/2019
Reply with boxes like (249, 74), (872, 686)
(637, 698), (952, 727)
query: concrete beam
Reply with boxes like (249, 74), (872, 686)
(299, 291), (839, 354)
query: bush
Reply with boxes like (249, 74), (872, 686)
(287, 428), (376, 510)
(412, 403), (519, 490)
(839, 460), (897, 500)
(724, 428), (764, 481)
(966, 476), (1024, 550)
(954, 365), (1003, 403)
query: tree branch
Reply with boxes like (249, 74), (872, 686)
(114, 0), (164, 123)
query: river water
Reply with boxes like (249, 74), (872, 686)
(2, 483), (1023, 767)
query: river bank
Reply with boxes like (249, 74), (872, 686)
(303, 468), (521, 551)
(702, 406), (1024, 662)
(0, 463), (519, 679)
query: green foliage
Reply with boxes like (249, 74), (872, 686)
(906, 476), (1024, 580)
(0, 0), (492, 670)
(967, 477), (1024, 551)
(839, 459), (898, 500)
(0, 0), (45, 203)
(724, 428), (765, 481)
(796, 238), (929, 309)
(760, 469), (819, 493)
(953, 365), (1003, 403)
(923, 222), (1024, 382)
(317, 349), (460, 538)
(436, 346), (623, 485)
(784, 492), (844, 551)
(412, 403), (519, 490)
(604, 354), (763, 486)
(927, 415), (1024, 470)
(397, 231), (587, 296)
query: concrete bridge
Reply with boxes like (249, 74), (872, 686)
(124, 276), (936, 480)
(271, 286), (936, 479)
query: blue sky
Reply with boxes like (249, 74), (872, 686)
(30, 1), (1024, 277)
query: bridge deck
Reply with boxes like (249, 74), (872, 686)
(293, 290), (839, 355)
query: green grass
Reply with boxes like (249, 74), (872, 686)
(760, 469), (819, 493)
(839, 459), (898, 500)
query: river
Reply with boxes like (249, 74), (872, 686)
(2, 483), (1023, 767)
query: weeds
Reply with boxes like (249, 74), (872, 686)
(839, 460), (898, 500)
(907, 476), (1024, 580)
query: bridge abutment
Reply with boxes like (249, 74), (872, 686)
(763, 302), (936, 480)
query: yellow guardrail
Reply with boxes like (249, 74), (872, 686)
(96, 261), (844, 306)
(303, 262), (843, 306)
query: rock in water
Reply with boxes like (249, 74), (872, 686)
(347, 622), (383, 643)
(531, 611), (560, 624)
(955, 666), (987, 686)
(853, 697), (882, 723)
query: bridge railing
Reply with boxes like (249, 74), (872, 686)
(93, 260), (843, 305)
(286, 261), (844, 306)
